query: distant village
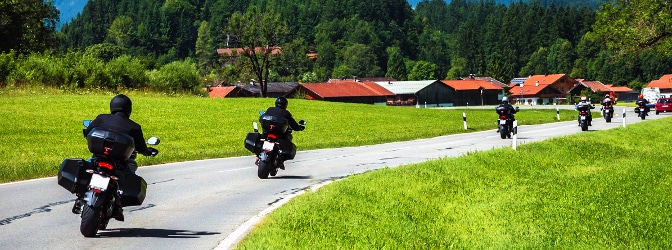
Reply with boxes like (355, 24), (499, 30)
(205, 74), (672, 107)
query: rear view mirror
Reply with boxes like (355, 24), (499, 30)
(253, 122), (258, 132)
(298, 120), (306, 126)
(259, 110), (265, 116)
(147, 137), (160, 145)
(83, 120), (91, 128)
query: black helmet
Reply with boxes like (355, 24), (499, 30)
(110, 94), (132, 117)
(275, 96), (288, 109)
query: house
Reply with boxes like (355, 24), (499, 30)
(508, 74), (577, 105)
(568, 79), (639, 102)
(205, 86), (240, 98)
(300, 81), (394, 104)
(607, 84), (638, 101)
(646, 74), (672, 96)
(441, 79), (504, 106)
(374, 80), (440, 106)
(237, 82), (299, 98)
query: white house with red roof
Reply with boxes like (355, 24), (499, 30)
(508, 74), (577, 105)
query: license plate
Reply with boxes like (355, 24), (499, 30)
(262, 140), (275, 151)
(663, 105), (668, 108)
(499, 120), (506, 125)
(580, 116), (586, 120)
(89, 173), (110, 191)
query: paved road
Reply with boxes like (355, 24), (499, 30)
(0, 108), (666, 250)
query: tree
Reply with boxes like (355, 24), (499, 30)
(0, 0), (59, 54)
(195, 21), (215, 74)
(408, 60), (437, 80)
(226, 6), (289, 97)
(107, 16), (134, 48)
(386, 46), (407, 80)
(593, 0), (672, 56)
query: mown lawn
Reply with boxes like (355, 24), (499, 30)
(0, 88), (575, 183)
(236, 117), (672, 249)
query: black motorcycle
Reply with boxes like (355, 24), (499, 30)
(496, 106), (519, 139)
(602, 102), (614, 123)
(57, 120), (159, 237)
(634, 102), (649, 120)
(244, 112), (305, 179)
(577, 105), (593, 131)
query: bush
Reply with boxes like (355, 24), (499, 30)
(8, 52), (67, 86)
(0, 51), (16, 87)
(147, 59), (201, 93)
(106, 55), (149, 89)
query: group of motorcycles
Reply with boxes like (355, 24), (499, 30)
(58, 111), (306, 237)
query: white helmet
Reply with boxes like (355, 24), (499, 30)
(502, 96), (509, 103)
(580, 96), (587, 102)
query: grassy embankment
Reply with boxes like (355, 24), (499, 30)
(237, 116), (672, 249)
(0, 88), (575, 183)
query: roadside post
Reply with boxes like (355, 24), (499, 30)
(512, 120), (518, 150)
(622, 108), (626, 128)
(555, 103), (560, 121)
(462, 112), (467, 130)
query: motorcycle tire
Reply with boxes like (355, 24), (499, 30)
(499, 127), (507, 139)
(641, 113), (646, 120)
(257, 160), (271, 179)
(80, 206), (102, 237)
(580, 122), (588, 131)
(605, 113), (611, 123)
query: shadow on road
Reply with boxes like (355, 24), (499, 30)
(97, 228), (220, 238)
(271, 175), (311, 179)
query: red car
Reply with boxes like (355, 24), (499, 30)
(656, 98), (672, 115)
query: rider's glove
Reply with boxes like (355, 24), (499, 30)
(145, 147), (159, 157)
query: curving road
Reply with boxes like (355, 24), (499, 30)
(0, 107), (665, 249)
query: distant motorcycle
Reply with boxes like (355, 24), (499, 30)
(602, 102), (614, 123)
(244, 112), (305, 179)
(635, 102), (649, 120)
(57, 120), (159, 237)
(495, 106), (519, 139)
(577, 105), (592, 131)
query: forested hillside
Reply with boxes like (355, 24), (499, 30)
(2, 0), (671, 95)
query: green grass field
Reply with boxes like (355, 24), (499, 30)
(236, 116), (672, 249)
(0, 89), (575, 183)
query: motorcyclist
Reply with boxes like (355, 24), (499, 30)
(636, 94), (650, 114)
(75, 94), (158, 220)
(259, 96), (304, 169)
(495, 96), (518, 132)
(575, 96), (595, 126)
(601, 94), (614, 116)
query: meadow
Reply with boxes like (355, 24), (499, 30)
(237, 116), (672, 249)
(0, 88), (575, 183)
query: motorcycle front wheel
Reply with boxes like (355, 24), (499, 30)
(80, 206), (102, 237)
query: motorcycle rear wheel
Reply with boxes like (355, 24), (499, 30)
(80, 206), (102, 237)
(580, 122), (588, 131)
(499, 127), (507, 139)
(257, 160), (271, 179)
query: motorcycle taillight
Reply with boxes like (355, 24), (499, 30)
(97, 161), (114, 171)
(267, 133), (277, 140)
(580, 111), (587, 115)
(500, 115), (507, 119)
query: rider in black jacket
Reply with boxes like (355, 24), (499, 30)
(76, 94), (157, 220)
(262, 97), (305, 140)
(259, 97), (304, 169)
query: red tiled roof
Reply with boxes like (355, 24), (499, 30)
(207, 86), (237, 98)
(440, 80), (503, 91)
(217, 47), (282, 56)
(302, 81), (394, 98)
(647, 74), (672, 89)
(580, 80), (612, 92)
(605, 84), (634, 93)
(508, 74), (567, 95)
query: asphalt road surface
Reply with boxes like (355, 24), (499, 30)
(0, 107), (666, 250)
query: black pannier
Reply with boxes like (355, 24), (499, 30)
(259, 115), (288, 135)
(277, 138), (296, 160)
(87, 129), (135, 160)
(115, 171), (147, 207)
(244, 132), (262, 154)
(57, 158), (92, 194)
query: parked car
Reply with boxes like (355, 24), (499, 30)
(655, 97), (672, 115)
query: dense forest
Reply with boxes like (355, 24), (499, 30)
(1, 0), (671, 95)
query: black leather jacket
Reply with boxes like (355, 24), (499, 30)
(84, 112), (152, 156)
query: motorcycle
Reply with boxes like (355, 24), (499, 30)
(244, 112), (305, 179)
(576, 105), (593, 131)
(601, 103), (614, 123)
(495, 106), (519, 139)
(57, 120), (159, 237)
(634, 102), (649, 120)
